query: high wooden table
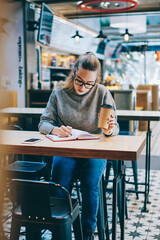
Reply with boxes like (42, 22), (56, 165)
(1, 108), (160, 211)
(0, 107), (44, 130)
(117, 110), (160, 212)
(1, 107), (160, 123)
(1, 108), (160, 122)
(0, 130), (146, 240)
(0, 107), (44, 119)
(117, 110), (160, 121)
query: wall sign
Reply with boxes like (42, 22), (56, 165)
(17, 36), (23, 87)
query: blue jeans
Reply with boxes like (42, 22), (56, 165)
(51, 156), (107, 233)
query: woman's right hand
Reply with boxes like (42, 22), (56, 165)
(51, 126), (72, 137)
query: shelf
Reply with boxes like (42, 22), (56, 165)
(42, 66), (71, 70)
(28, 89), (52, 108)
(28, 89), (52, 93)
(31, 102), (48, 105)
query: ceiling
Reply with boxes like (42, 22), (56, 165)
(32, 0), (160, 18)
(31, 0), (160, 43)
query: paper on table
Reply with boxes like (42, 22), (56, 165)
(46, 128), (100, 142)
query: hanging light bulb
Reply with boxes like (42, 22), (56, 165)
(120, 1), (133, 42)
(71, 30), (84, 42)
(154, 51), (158, 59)
(121, 28), (133, 42)
(96, 1), (107, 39)
(140, 52), (144, 59)
(71, 1), (84, 42)
(126, 52), (131, 59)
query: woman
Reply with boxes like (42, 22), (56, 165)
(39, 52), (119, 240)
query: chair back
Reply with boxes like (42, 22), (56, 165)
(11, 179), (73, 220)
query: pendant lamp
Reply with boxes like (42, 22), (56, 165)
(71, 30), (84, 42)
(71, 1), (84, 42)
(121, 0), (133, 42)
(121, 28), (133, 42)
(95, 1), (107, 39)
(96, 30), (107, 39)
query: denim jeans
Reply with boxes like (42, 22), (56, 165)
(51, 156), (107, 233)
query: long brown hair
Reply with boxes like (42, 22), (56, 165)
(58, 52), (101, 92)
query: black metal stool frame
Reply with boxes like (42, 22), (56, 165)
(9, 179), (83, 240)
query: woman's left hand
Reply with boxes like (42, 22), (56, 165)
(102, 114), (116, 135)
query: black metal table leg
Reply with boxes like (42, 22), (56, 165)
(121, 162), (126, 240)
(101, 175), (110, 240)
(112, 174), (118, 240)
(147, 121), (151, 198)
(97, 178), (105, 240)
(112, 162), (126, 240)
(0, 156), (8, 240)
(142, 121), (151, 212)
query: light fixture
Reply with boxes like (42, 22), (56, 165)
(120, 0), (133, 42)
(140, 52), (144, 59)
(126, 51), (131, 59)
(96, 30), (107, 38)
(154, 52), (157, 59)
(71, 30), (84, 41)
(95, 2), (107, 39)
(71, 1), (84, 42)
(121, 28), (132, 41)
(79, 0), (138, 13)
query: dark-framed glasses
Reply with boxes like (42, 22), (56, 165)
(74, 76), (95, 89)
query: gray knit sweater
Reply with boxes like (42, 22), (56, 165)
(38, 84), (119, 136)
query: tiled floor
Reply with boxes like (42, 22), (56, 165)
(2, 164), (160, 240)
(113, 167), (160, 240)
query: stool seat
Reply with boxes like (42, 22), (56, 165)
(5, 161), (46, 173)
(4, 161), (47, 180)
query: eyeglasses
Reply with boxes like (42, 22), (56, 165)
(74, 76), (95, 89)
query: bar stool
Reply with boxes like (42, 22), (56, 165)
(105, 160), (128, 225)
(105, 130), (139, 200)
(72, 178), (110, 240)
(10, 179), (83, 240)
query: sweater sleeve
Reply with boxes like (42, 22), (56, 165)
(38, 91), (58, 135)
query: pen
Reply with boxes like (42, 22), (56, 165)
(57, 114), (66, 126)
(57, 115), (72, 136)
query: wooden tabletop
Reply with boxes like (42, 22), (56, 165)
(1, 108), (160, 121)
(0, 130), (146, 161)
(0, 107), (44, 118)
(117, 110), (160, 121)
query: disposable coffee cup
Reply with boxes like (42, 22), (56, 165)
(98, 104), (115, 129)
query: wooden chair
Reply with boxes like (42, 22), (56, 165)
(0, 90), (18, 125)
(136, 84), (159, 131)
(9, 179), (83, 240)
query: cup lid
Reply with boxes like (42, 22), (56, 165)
(101, 104), (115, 110)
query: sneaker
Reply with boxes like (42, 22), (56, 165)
(83, 231), (95, 240)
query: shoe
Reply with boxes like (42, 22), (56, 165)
(83, 231), (95, 240)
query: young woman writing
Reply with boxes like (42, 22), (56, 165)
(39, 52), (119, 240)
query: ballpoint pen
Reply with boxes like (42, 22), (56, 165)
(57, 114), (72, 136)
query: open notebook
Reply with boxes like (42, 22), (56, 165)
(46, 129), (100, 142)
